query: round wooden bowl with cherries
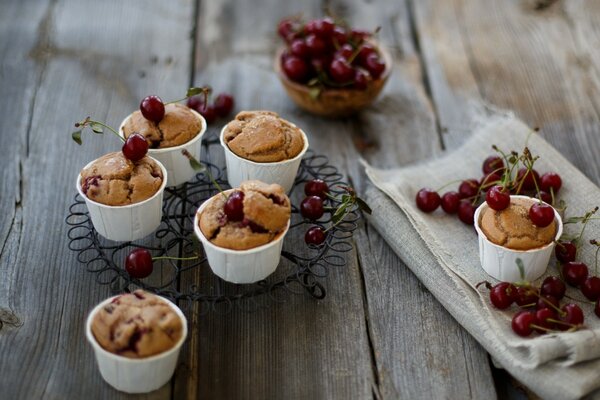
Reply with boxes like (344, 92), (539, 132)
(275, 17), (392, 118)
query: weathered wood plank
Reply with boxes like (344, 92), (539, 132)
(0, 0), (194, 398)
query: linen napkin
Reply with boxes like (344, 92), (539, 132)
(364, 113), (600, 400)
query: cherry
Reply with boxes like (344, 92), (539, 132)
(349, 28), (370, 42)
(581, 276), (600, 301)
(353, 68), (370, 90)
(415, 188), (441, 213)
(482, 155), (505, 175)
(304, 179), (329, 199)
(214, 93), (234, 117)
(305, 226), (326, 245)
(529, 203), (554, 227)
(516, 168), (540, 191)
(515, 286), (538, 307)
(562, 262), (589, 287)
(310, 56), (331, 73)
(125, 248), (153, 279)
(332, 26), (347, 45)
(441, 191), (461, 214)
(540, 276), (566, 299)
(540, 172), (562, 194)
(560, 303), (584, 327)
(290, 39), (310, 59)
(186, 95), (205, 110)
(282, 55), (309, 82)
(457, 200), (476, 225)
(555, 241), (577, 263)
(329, 58), (354, 83)
(485, 185), (510, 211)
(458, 179), (480, 200)
(301, 196), (325, 220)
(140, 95), (165, 123)
(334, 44), (354, 61)
(224, 191), (244, 222)
(512, 311), (535, 337)
(536, 295), (560, 311)
(198, 104), (217, 124)
(358, 43), (377, 65)
(489, 282), (517, 309)
(534, 308), (557, 333)
(364, 53), (385, 79)
(122, 133), (149, 162)
(278, 19), (298, 42)
(305, 34), (327, 57)
(536, 191), (552, 204)
(305, 18), (335, 38)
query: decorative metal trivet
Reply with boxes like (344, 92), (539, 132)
(66, 138), (361, 313)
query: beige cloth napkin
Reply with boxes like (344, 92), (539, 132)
(364, 113), (600, 400)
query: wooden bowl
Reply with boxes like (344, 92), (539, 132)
(275, 43), (392, 118)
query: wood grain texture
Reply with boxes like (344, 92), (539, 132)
(0, 0), (193, 398)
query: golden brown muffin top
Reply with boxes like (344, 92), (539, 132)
(223, 111), (304, 163)
(91, 290), (183, 359)
(480, 197), (557, 250)
(123, 103), (202, 149)
(199, 180), (291, 250)
(80, 152), (163, 206)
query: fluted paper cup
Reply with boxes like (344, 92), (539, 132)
(474, 195), (563, 282)
(119, 109), (206, 187)
(193, 190), (290, 283)
(220, 123), (309, 193)
(85, 295), (187, 393)
(76, 157), (167, 242)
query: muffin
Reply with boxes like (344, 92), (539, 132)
(90, 290), (184, 359)
(223, 110), (304, 163)
(479, 197), (557, 250)
(122, 103), (203, 149)
(79, 152), (163, 206)
(199, 180), (291, 250)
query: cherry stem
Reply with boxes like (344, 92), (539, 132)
(152, 255), (198, 261)
(529, 324), (555, 333)
(90, 120), (125, 142)
(535, 293), (566, 316)
(547, 318), (580, 329)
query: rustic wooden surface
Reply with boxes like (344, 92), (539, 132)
(1, 0), (598, 399)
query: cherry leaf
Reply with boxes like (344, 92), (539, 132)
(71, 130), (83, 145)
(90, 123), (104, 134)
(186, 87), (210, 98)
(332, 203), (349, 225)
(355, 197), (372, 214)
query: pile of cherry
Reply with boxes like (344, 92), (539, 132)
(277, 16), (386, 89)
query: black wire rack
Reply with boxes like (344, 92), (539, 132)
(66, 137), (361, 314)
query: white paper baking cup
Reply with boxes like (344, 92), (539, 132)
(85, 295), (188, 393)
(119, 109), (206, 187)
(193, 190), (290, 283)
(76, 157), (167, 242)
(474, 195), (563, 282)
(220, 122), (309, 193)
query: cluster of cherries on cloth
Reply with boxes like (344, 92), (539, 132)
(278, 16), (386, 90)
(415, 147), (562, 228)
(186, 91), (234, 124)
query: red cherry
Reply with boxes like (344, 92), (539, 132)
(357, 43), (377, 65)
(457, 200), (476, 225)
(214, 93), (234, 117)
(301, 196), (324, 220)
(540, 276), (566, 299)
(310, 56), (331, 73)
(186, 95), (205, 110)
(560, 303), (584, 327)
(489, 282), (517, 309)
(515, 286), (538, 308)
(305, 18), (335, 38)
(349, 28), (370, 43)
(122, 133), (149, 162)
(305, 226), (326, 245)
(329, 58), (354, 83)
(458, 179), (480, 200)
(540, 172), (562, 194)
(278, 19), (298, 42)
(512, 311), (535, 337)
(198, 104), (217, 124)
(582, 276), (600, 301)
(555, 241), (577, 263)
(290, 39), (310, 59)
(353, 68), (370, 90)
(562, 262), (589, 287)
(415, 188), (441, 213)
(282, 55), (309, 82)
(125, 248), (153, 279)
(305, 34), (327, 57)
(485, 185), (510, 211)
(334, 44), (354, 60)
(332, 26), (347, 45)
(534, 308), (557, 333)
(536, 191), (553, 204)
(536, 295), (560, 311)
(224, 191), (244, 222)
(482, 155), (505, 175)
(516, 168), (540, 191)
(364, 53), (385, 79)
(529, 203), (554, 227)
(140, 95), (165, 123)
(304, 179), (329, 199)
(441, 191), (461, 214)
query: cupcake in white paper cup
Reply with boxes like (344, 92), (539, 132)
(220, 110), (309, 193)
(85, 290), (187, 393)
(474, 195), (563, 282)
(120, 104), (206, 187)
(194, 180), (291, 283)
(76, 152), (167, 242)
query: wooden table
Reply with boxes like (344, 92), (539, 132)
(1, 0), (598, 398)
